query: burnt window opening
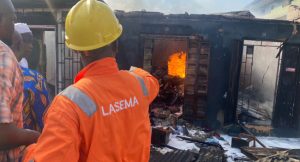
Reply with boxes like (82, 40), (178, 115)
(142, 35), (210, 124)
(237, 40), (282, 127)
(143, 36), (188, 126)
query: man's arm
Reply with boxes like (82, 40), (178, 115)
(23, 96), (81, 162)
(129, 67), (159, 102)
(0, 124), (40, 150)
(0, 52), (39, 150)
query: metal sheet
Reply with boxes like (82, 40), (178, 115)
(150, 149), (195, 162)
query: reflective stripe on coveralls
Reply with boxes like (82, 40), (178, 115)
(60, 86), (97, 116)
(59, 73), (149, 117)
(128, 72), (149, 96)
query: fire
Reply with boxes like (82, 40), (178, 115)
(168, 52), (187, 78)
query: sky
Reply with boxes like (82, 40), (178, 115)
(105, 0), (255, 14)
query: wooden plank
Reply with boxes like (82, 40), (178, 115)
(144, 48), (153, 56)
(144, 54), (153, 60)
(241, 147), (288, 161)
(185, 88), (195, 95)
(200, 45), (210, 55)
(144, 39), (153, 48)
(184, 35), (210, 120)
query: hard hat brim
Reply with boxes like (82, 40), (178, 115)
(66, 25), (123, 52)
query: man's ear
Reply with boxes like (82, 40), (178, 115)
(112, 41), (118, 53)
(81, 51), (91, 56)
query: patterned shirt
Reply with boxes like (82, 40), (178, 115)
(0, 40), (24, 162)
(22, 67), (49, 132)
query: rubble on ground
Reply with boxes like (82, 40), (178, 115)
(150, 120), (300, 162)
(149, 68), (300, 162)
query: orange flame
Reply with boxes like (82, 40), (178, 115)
(168, 52), (187, 78)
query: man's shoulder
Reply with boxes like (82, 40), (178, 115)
(46, 86), (80, 117)
(0, 41), (18, 64)
(0, 41), (11, 53)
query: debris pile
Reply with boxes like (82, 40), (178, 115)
(150, 119), (226, 162)
(220, 124), (300, 162)
(150, 120), (300, 162)
(149, 68), (229, 161)
(148, 66), (300, 162)
(150, 67), (184, 127)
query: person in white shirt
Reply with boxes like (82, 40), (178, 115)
(11, 23), (50, 132)
(12, 23), (32, 68)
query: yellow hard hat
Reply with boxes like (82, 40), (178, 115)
(65, 0), (123, 51)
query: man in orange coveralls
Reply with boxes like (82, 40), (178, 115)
(23, 0), (159, 161)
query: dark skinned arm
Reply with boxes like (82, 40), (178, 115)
(0, 123), (40, 150)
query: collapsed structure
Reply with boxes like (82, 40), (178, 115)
(12, 0), (300, 161)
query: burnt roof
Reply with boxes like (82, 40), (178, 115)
(12, 0), (77, 8)
(116, 11), (298, 25)
(213, 11), (255, 19)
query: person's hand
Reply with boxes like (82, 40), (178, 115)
(24, 129), (40, 144)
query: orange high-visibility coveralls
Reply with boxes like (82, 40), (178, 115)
(23, 58), (159, 162)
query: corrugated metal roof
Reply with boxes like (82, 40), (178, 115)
(150, 150), (196, 162)
(150, 146), (224, 162)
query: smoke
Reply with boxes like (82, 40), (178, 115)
(238, 41), (282, 118)
(105, 0), (254, 14)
